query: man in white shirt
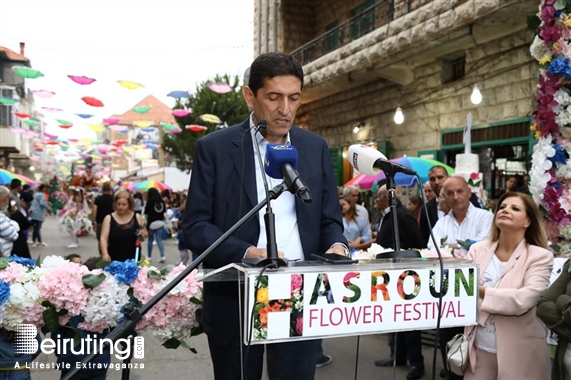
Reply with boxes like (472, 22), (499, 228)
(427, 176), (493, 249)
(344, 185), (369, 222)
(427, 175), (492, 380)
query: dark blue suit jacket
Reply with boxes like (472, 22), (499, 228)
(183, 119), (346, 345)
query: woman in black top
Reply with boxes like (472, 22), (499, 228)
(100, 190), (147, 262)
(144, 187), (167, 263)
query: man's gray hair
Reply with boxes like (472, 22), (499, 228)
(0, 186), (9, 199)
(343, 185), (359, 196)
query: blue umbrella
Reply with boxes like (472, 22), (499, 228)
(167, 90), (190, 98)
(76, 113), (94, 119)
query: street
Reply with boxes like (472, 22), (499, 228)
(27, 216), (445, 380)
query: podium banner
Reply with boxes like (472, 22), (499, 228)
(244, 264), (478, 344)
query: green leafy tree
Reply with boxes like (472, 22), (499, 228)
(163, 74), (250, 172)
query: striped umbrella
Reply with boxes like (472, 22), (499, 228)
(133, 180), (172, 192)
(0, 169), (36, 187)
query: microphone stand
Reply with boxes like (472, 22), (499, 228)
(243, 122), (287, 268)
(62, 182), (290, 380)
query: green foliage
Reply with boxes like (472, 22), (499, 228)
(163, 74), (250, 172)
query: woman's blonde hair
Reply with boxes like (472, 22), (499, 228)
(113, 190), (135, 211)
(340, 194), (358, 223)
(489, 192), (548, 248)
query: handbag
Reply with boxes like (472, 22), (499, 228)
(446, 326), (476, 375)
(149, 220), (164, 230)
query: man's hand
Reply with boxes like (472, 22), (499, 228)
(245, 247), (285, 259)
(326, 244), (348, 256)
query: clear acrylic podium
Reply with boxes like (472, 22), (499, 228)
(198, 258), (478, 345)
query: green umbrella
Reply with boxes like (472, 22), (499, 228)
(12, 66), (44, 79)
(0, 97), (16, 105)
(132, 106), (151, 114)
(56, 119), (72, 125)
(23, 120), (40, 127)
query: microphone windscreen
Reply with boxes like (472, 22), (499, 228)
(347, 144), (387, 176)
(265, 144), (298, 179)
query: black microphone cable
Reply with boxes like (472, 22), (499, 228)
(417, 174), (445, 380)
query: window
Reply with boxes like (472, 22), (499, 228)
(322, 21), (340, 54)
(441, 51), (466, 84)
(351, 0), (375, 40)
(0, 88), (14, 127)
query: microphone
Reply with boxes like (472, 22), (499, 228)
(347, 144), (417, 176)
(256, 119), (267, 130)
(265, 144), (312, 203)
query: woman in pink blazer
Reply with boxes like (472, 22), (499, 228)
(464, 192), (553, 380)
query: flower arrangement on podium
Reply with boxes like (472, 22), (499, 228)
(0, 256), (203, 350)
(530, 0), (571, 255)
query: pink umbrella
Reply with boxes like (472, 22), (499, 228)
(42, 107), (64, 113)
(32, 90), (56, 98)
(103, 118), (121, 124)
(172, 109), (191, 117)
(207, 82), (233, 94)
(68, 75), (96, 85)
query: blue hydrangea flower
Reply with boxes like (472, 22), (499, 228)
(547, 57), (571, 77)
(104, 259), (139, 285)
(548, 144), (569, 166)
(9, 256), (36, 267)
(0, 281), (10, 306)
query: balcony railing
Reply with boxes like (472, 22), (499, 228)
(290, 0), (432, 66)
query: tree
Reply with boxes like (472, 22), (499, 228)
(163, 74), (250, 172)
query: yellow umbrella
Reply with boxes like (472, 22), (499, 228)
(200, 114), (222, 124)
(88, 124), (104, 132)
(134, 121), (153, 128)
(118, 80), (144, 90)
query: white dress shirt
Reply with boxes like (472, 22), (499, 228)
(427, 203), (493, 249)
(250, 118), (304, 261)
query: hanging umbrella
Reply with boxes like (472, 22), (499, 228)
(0, 97), (16, 105)
(133, 180), (172, 192)
(186, 125), (207, 132)
(0, 169), (36, 186)
(167, 90), (190, 98)
(359, 157), (455, 189)
(56, 119), (72, 125)
(88, 124), (104, 132)
(134, 121), (153, 128)
(31, 90), (55, 98)
(58, 124), (73, 129)
(81, 96), (104, 107)
(172, 109), (191, 117)
(41, 107), (64, 113)
(207, 82), (233, 94)
(76, 113), (93, 119)
(22, 120), (40, 127)
(14, 112), (30, 118)
(12, 66), (44, 79)
(118, 80), (144, 90)
(68, 75), (96, 85)
(200, 114), (222, 124)
(132, 106), (151, 114)
(103, 118), (121, 124)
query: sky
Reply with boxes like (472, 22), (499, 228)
(0, 0), (254, 140)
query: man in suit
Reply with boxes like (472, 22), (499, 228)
(373, 185), (426, 380)
(183, 52), (348, 380)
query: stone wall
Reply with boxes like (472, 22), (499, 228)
(299, 28), (537, 157)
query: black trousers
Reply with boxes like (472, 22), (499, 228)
(388, 330), (424, 368)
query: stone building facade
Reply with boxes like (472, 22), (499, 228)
(253, 0), (538, 197)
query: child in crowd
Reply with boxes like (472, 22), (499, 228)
(176, 220), (189, 265)
(54, 255), (110, 380)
